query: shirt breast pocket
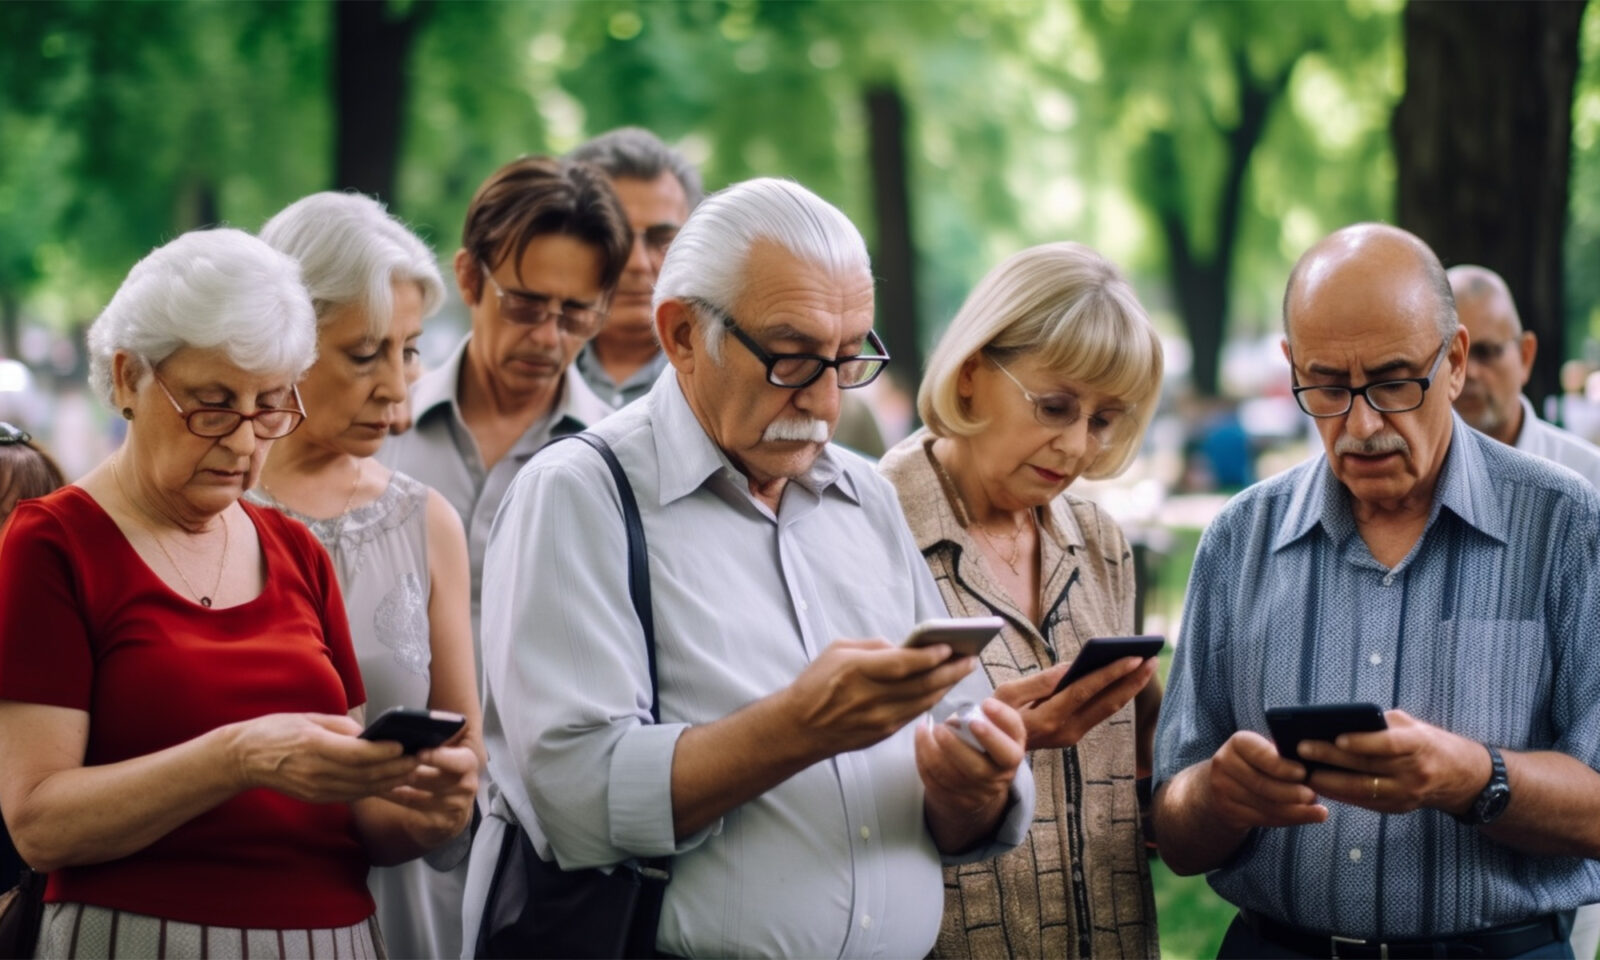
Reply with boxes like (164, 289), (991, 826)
(1431, 618), (1550, 748)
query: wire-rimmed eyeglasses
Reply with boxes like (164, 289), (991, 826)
(150, 370), (306, 439)
(479, 262), (608, 339)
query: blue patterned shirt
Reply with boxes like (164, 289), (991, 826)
(1155, 414), (1600, 937)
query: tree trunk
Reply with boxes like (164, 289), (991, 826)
(865, 84), (922, 399)
(0, 291), (18, 362)
(1148, 52), (1293, 397)
(332, 0), (427, 204)
(1393, 0), (1585, 411)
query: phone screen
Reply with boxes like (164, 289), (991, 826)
(1264, 703), (1388, 771)
(1052, 635), (1165, 694)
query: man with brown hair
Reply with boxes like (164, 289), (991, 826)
(382, 156), (631, 645)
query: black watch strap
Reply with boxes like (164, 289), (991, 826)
(1453, 743), (1511, 826)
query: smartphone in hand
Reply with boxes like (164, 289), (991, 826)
(1264, 703), (1387, 772)
(359, 707), (466, 754)
(902, 616), (1005, 659)
(1052, 635), (1165, 695)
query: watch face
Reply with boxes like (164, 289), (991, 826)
(1478, 782), (1512, 823)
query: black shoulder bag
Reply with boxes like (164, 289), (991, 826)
(475, 432), (671, 960)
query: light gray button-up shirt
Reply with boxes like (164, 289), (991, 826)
(1515, 394), (1600, 488)
(573, 341), (670, 410)
(463, 368), (1033, 959)
(379, 335), (615, 650)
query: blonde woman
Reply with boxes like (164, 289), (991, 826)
(878, 242), (1165, 958)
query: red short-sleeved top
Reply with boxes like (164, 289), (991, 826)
(0, 485), (374, 929)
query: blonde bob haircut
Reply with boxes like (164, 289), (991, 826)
(919, 242), (1163, 479)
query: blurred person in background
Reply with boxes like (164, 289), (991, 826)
(379, 157), (630, 650)
(568, 126), (701, 409)
(878, 242), (1164, 958)
(1448, 265), (1600, 486)
(0, 228), (477, 957)
(255, 192), (484, 960)
(0, 421), (65, 526)
(0, 421), (66, 894)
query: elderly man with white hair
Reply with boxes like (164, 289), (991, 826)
(463, 178), (1033, 959)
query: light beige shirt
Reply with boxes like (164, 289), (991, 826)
(879, 429), (1158, 959)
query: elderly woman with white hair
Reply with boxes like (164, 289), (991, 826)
(0, 228), (478, 958)
(878, 242), (1166, 958)
(252, 191), (482, 960)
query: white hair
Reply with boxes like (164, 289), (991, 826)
(87, 228), (318, 407)
(259, 191), (445, 338)
(653, 178), (871, 361)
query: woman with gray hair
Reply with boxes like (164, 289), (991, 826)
(878, 242), (1165, 958)
(253, 191), (482, 960)
(0, 228), (478, 958)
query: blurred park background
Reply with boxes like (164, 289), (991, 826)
(4, 1), (1600, 954)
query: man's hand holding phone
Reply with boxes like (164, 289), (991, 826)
(994, 637), (1161, 751)
(1292, 709), (1495, 817)
(1206, 730), (1330, 831)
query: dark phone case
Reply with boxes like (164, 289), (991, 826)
(1264, 703), (1388, 770)
(359, 707), (466, 754)
(1054, 635), (1165, 694)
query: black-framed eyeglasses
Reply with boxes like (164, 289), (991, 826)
(150, 370), (306, 439)
(989, 356), (1127, 448)
(0, 422), (31, 445)
(689, 299), (890, 389)
(1291, 336), (1451, 418)
(479, 262), (608, 339)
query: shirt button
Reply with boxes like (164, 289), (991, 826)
(1369, 652), (1383, 666)
(1349, 848), (1362, 862)
(859, 826), (870, 841)
(1382, 574), (1395, 587)
(798, 599), (809, 612)
(860, 915), (872, 930)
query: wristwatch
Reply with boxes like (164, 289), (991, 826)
(1453, 744), (1511, 826)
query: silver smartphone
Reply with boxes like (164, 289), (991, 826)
(902, 616), (1005, 658)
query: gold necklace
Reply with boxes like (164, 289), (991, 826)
(973, 509), (1035, 577)
(112, 456), (230, 608)
(927, 439), (1038, 579)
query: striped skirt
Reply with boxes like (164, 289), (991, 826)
(34, 903), (387, 959)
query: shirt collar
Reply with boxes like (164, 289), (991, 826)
(411, 334), (468, 423)
(410, 334), (613, 451)
(649, 367), (859, 507)
(1272, 413), (1507, 551)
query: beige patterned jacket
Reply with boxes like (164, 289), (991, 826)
(879, 431), (1159, 959)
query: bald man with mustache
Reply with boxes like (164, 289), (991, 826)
(1152, 224), (1600, 959)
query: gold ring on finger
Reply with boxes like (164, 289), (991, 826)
(1371, 776), (1380, 802)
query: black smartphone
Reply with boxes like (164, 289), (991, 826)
(1264, 703), (1388, 771)
(359, 707), (466, 754)
(902, 616), (1005, 659)
(1052, 635), (1165, 695)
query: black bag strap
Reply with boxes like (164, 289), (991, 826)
(552, 431), (659, 722)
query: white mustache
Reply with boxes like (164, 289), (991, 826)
(1334, 433), (1410, 457)
(762, 418), (829, 443)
